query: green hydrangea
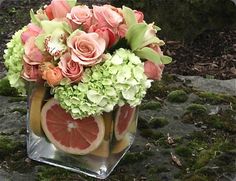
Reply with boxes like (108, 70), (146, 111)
(54, 48), (152, 119)
(4, 28), (26, 95)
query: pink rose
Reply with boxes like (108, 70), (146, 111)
(94, 27), (116, 48)
(45, 0), (71, 20)
(58, 53), (83, 83)
(92, 5), (123, 29)
(67, 30), (106, 66)
(67, 5), (92, 31)
(21, 23), (42, 44)
(144, 45), (164, 80)
(144, 61), (164, 80)
(134, 10), (144, 23)
(22, 61), (39, 81)
(24, 37), (45, 65)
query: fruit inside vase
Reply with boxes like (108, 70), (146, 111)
(27, 85), (138, 179)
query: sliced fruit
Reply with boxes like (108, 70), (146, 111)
(90, 140), (110, 158)
(90, 112), (113, 157)
(112, 133), (131, 154)
(114, 105), (136, 140)
(41, 98), (105, 155)
(103, 112), (114, 141)
(29, 85), (47, 136)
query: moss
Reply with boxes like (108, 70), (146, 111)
(140, 100), (162, 110)
(138, 117), (149, 129)
(186, 104), (207, 115)
(0, 135), (22, 157)
(120, 151), (149, 165)
(8, 96), (27, 103)
(148, 165), (169, 174)
(194, 150), (213, 169)
(167, 90), (188, 103)
(175, 146), (192, 157)
(197, 91), (236, 105)
(140, 129), (164, 140)
(183, 174), (209, 181)
(10, 108), (27, 115)
(149, 117), (169, 128)
(0, 77), (18, 96)
(205, 115), (224, 129)
(36, 166), (77, 181)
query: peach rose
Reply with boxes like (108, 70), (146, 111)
(92, 5), (123, 29)
(41, 62), (63, 86)
(58, 53), (83, 83)
(21, 23), (42, 44)
(144, 61), (164, 80)
(45, 0), (71, 20)
(67, 30), (106, 66)
(22, 61), (39, 81)
(67, 5), (92, 31)
(117, 23), (128, 38)
(24, 37), (45, 65)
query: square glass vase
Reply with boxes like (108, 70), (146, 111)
(26, 84), (138, 179)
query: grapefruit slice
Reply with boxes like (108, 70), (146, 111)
(90, 112), (114, 157)
(114, 105), (136, 140)
(112, 133), (131, 154)
(41, 99), (105, 155)
(29, 85), (47, 136)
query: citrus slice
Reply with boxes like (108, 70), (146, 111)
(112, 133), (131, 154)
(90, 112), (113, 157)
(41, 98), (105, 155)
(114, 105), (136, 140)
(29, 85), (47, 136)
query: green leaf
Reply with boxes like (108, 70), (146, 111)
(122, 6), (137, 28)
(140, 36), (165, 48)
(161, 55), (172, 64)
(134, 47), (162, 64)
(62, 22), (73, 34)
(66, 0), (77, 8)
(35, 34), (47, 52)
(30, 9), (41, 27)
(154, 25), (161, 31)
(126, 23), (148, 51)
(41, 20), (64, 34)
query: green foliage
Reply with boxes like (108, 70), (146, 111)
(167, 90), (188, 103)
(0, 77), (18, 96)
(140, 100), (162, 110)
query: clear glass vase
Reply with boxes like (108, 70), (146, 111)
(26, 84), (138, 179)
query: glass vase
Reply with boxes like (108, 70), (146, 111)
(26, 84), (138, 179)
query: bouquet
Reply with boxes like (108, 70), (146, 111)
(3, 0), (171, 159)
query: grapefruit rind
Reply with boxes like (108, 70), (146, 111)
(41, 98), (105, 155)
(114, 105), (135, 141)
(90, 140), (110, 157)
(29, 86), (46, 136)
(112, 133), (131, 154)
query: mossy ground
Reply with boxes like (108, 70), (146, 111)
(0, 72), (235, 180)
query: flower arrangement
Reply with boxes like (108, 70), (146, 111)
(4, 0), (171, 119)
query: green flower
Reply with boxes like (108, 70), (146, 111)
(54, 48), (151, 119)
(4, 28), (26, 95)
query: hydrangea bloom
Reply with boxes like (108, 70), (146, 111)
(4, 28), (26, 95)
(54, 49), (152, 119)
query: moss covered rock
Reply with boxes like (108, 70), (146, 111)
(167, 90), (188, 103)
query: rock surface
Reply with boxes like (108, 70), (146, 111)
(0, 75), (235, 181)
